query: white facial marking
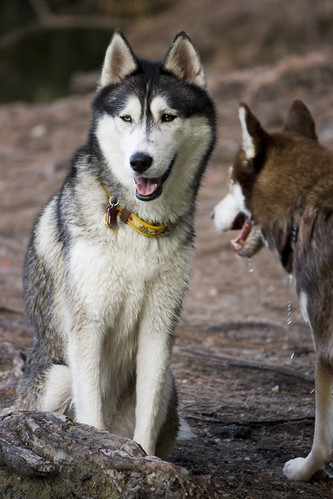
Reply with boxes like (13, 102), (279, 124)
(213, 192), (240, 232)
(233, 182), (249, 216)
(239, 106), (255, 159)
(118, 95), (142, 125)
(97, 94), (182, 183)
(96, 95), (145, 188)
(213, 173), (251, 232)
(150, 96), (178, 125)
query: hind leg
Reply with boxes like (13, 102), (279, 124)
(40, 364), (73, 416)
(284, 360), (333, 481)
(14, 363), (72, 416)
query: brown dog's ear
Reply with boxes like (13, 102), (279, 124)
(238, 103), (268, 159)
(283, 100), (318, 142)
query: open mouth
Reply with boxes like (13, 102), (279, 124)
(134, 156), (176, 202)
(135, 177), (162, 201)
(229, 214), (264, 257)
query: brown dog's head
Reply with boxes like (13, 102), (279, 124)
(212, 100), (318, 259)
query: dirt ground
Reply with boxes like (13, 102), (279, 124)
(1, 2), (333, 497)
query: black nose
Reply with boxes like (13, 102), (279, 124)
(130, 153), (153, 173)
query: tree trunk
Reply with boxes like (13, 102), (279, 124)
(0, 342), (218, 498)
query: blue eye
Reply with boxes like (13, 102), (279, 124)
(120, 115), (132, 123)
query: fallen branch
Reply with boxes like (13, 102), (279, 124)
(176, 345), (314, 385)
(186, 413), (314, 427)
(0, 411), (218, 497)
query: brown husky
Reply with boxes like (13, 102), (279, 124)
(212, 100), (333, 481)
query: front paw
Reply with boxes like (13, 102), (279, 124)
(283, 457), (313, 482)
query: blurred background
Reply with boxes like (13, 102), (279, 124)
(1, 0), (333, 103)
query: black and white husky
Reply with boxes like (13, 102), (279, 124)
(14, 31), (216, 458)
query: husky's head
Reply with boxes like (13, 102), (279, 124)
(211, 104), (267, 258)
(212, 100), (318, 258)
(91, 30), (216, 222)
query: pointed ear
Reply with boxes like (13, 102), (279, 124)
(283, 100), (318, 142)
(238, 103), (268, 159)
(100, 30), (138, 87)
(163, 31), (206, 89)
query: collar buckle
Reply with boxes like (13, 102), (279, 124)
(103, 190), (173, 237)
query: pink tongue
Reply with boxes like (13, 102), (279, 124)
(231, 217), (252, 253)
(135, 177), (161, 197)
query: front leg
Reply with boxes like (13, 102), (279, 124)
(68, 323), (105, 429)
(284, 361), (333, 481)
(133, 307), (176, 456)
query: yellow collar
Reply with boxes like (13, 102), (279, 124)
(104, 191), (172, 237)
